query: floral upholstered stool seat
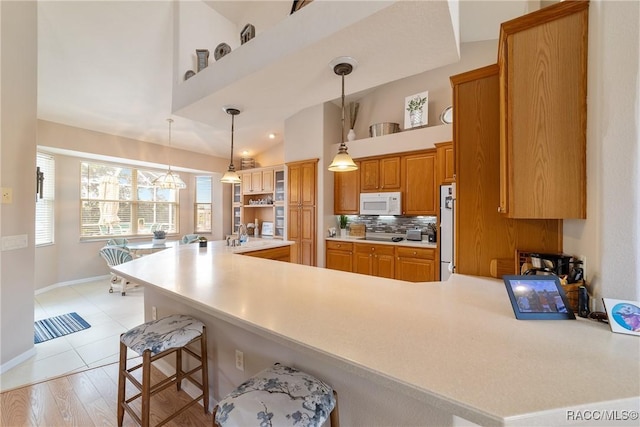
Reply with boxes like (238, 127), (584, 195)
(117, 314), (209, 427)
(213, 363), (339, 427)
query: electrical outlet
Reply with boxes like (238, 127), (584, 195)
(1, 188), (12, 204)
(151, 306), (157, 320)
(235, 349), (244, 371)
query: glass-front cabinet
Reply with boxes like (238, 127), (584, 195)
(232, 165), (285, 239)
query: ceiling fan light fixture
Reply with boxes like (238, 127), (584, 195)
(152, 118), (187, 189)
(221, 107), (242, 184)
(328, 56), (358, 173)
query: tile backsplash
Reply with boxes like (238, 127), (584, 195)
(339, 215), (437, 235)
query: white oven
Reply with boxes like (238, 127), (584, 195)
(359, 192), (402, 215)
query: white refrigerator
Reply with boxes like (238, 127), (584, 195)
(439, 184), (455, 281)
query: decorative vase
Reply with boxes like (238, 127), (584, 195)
(347, 129), (356, 142)
(196, 49), (209, 72)
(340, 228), (347, 237)
(410, 109), (423, 127)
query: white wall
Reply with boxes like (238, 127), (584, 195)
(0, 0), (37, 371)
(563, 0), (640, 304)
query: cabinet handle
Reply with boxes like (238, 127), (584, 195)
(497, 206), (502, 213)
(413, 251), (417, 255)
(337, 244), (341, 248)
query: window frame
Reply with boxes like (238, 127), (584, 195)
(194, 175), (213, 234)
(79, 160), (182, 240)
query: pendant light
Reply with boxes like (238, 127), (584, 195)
(152, 118), (187, 189)
(220, 107), (242, 184)
(328, 56), (358, 172)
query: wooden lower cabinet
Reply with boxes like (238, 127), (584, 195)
(325, 241), (353, 272)
(395, 247), (436, 282)
(353, 243), (395, 279)
(242, 246), (291, 262)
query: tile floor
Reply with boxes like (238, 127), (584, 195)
(0, 278), (144, 392)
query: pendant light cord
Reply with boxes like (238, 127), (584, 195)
(229, 112), (236, 171)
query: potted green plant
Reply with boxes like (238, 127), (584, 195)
(152, 230), (166, 245)
(338, 215), (348, 237)
(198, 236), (208, 248)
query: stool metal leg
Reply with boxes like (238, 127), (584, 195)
(176, 347), (183, 392)
(117, 339), (127, 427)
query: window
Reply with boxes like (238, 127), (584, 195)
(36, 152), (55, 246)
(80, 161), (181, 238)
(195, 176), (212, 233)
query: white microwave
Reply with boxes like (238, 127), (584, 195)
(359, 192), (402, 215)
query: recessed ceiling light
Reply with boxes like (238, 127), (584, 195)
(268, 133), (276, 139)
(242, 150), (249, 156)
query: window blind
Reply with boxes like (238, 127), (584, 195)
(36, 152), (55, 246)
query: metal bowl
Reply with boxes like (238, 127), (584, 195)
(369, 122), (400, 137)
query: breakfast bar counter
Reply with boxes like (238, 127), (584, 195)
(112, 240), (640, 426)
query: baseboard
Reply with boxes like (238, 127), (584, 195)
(35, 275), (110, 296)
(0, 347), (36, 375)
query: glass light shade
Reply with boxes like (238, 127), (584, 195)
(220, 169), (241, 184)
(328, 150), (358, 172)
(152, 170), (187, 189)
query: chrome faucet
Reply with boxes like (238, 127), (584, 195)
(238, 224), (248, 243)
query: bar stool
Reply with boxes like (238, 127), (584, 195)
(213, 363), (339, 427)
(117, 314), (209, 427)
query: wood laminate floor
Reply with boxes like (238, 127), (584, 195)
(0, 361), (213, 427)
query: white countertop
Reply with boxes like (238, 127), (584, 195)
(112, 240), (639, 426)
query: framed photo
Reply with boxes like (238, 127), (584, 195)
(503, 275), (576, 320)
(404, 91), (428, 129)
(602, 298), (640, 336)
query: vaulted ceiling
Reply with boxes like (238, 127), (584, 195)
(37, 1), (533, 160)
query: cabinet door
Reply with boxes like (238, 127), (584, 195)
(300, 162), (317, 206)
(379, 156), (401, 190)
(402, 151), (436, 215)
(242, 172), (253, 194)
(262, 169), (274, 192)
(353, 251), (374, 275)
(360, 159), (380, 191)
(251, 171), (263, 193)
(396, 257), (435, 282)
(375, 253), (395, 279)
(326, 249), (353, 272)
(436, 142), (454, 184)
(334, 162), (360, 214)
(498, 1), (587, 219)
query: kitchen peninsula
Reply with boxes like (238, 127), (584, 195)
(112, 240), (640, 426)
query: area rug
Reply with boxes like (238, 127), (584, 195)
(34, 312), (91, 344)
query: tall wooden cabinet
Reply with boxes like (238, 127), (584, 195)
(287, 159), (318, 266)
(498, 0), (588, 219)
(451, 64), (563, 277)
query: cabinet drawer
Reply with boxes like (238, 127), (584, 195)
(396, 246), (435, 260)
(354, 243), (395, 256)
(326, 241), (353, 251)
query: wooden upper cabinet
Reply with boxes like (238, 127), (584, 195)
(402, 151), (436, 215)
(360, 156), (400, 192)
(334, 161), (360, 214)
(435, 142), (454, 184)
(242, 168), (275, 194)
(498, 0), (588, 219)
(287, 159), (318, 266)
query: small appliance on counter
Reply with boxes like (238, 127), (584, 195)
(406, 229), (422, 241)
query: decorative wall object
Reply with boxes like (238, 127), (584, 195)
(290, 0), (313, 14)
(184, 70), (196, 81)
(196, 49), (209, 72)
(214, 43), (231, 60)
(240, 24), (255, 44)
(404, 91), (428, 129)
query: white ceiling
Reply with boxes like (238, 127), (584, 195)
(36, 1), (534, 160)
